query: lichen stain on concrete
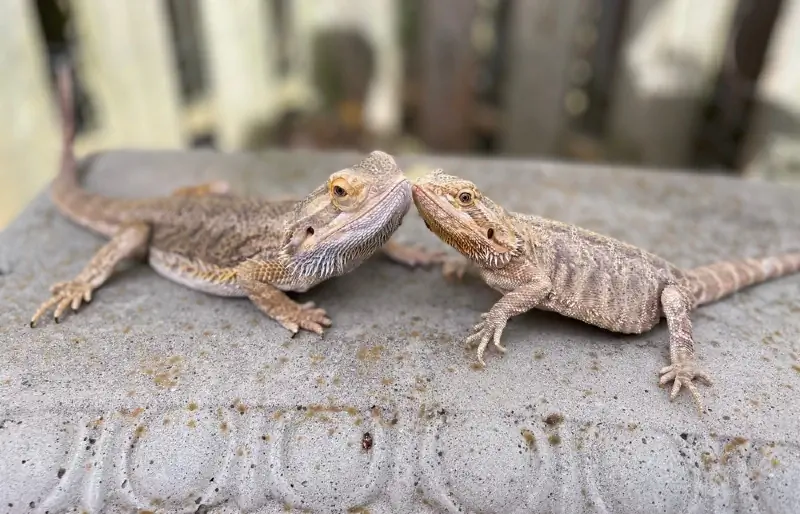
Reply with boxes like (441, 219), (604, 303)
(720, 436), (749, 464)
(141, 355), (183, 389)
(520, 428), (537, 451)
(356, 345), (383, 362)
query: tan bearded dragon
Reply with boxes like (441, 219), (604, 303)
(411, 169), (800, 412)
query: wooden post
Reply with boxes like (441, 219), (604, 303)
(360, 0), (402, 138)
(0, 0), (60, 227)
(70, 0), (185, 149)
(197, 0), (282, 150)
(500, 0), (584, 156)
(286, 0), (402, 138)
(606, 0), (738, 167)
(417, 0), (478, 152)
(740, 0), (800, 183)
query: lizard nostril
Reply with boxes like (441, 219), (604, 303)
(306, 227), (315, 236)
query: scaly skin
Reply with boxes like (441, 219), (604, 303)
(411, 169), (800, 412)
(30, 64), (448, 335)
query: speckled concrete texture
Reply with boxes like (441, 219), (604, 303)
(0, 149), (799, 513)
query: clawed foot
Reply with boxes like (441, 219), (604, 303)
(659, 360), (713, 412)
(465, 312), (508, 366)
(440, 257), (469, 281)
(385, 242), (448, 267)
(382, 241), (469, 279)
(276, 301), (331, 336)
(30, 280), (94, 327)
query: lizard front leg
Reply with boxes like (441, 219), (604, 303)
(236, 260), (331, 335)
(658, 284), (713, 413)
(381, 239), (470, 280)
(31, 222), (151, 326)
(467, 274), (552, 366)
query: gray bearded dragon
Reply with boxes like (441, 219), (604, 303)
(411, 169), (800, 412)
(30, 65), (447, 334)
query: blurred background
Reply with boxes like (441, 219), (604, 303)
(1, 0), (798, 228)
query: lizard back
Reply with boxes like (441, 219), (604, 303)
(138, 195), (298, 297)
(516, 214), (684, 333)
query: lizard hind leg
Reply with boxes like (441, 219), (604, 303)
(171, 180), (230, 197)
(380, 239), (469, 280)
(658, 284), (714, 413)
(30, 222), (151, 326)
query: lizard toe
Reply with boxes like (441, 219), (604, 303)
(279, 320), (300, 334)
(659, 360), (711, 413)
(299, 319), (326, 335)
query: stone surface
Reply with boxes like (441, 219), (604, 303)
(1, 149), (799, 513)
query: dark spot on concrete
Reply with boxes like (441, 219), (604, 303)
(544, 413), (564, 426)
(680, 433), (688, 440)
(57, 468), (66, 478)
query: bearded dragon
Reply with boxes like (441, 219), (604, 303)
(30, 64), (446, 334)
(411, 169), (800, 412)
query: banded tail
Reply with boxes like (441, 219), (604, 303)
(51, 63), (133, 237)
(686, 253), (800, 307)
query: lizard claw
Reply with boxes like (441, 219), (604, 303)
(277, 301), (331, 336)
(465, 313), (508, 366)
(31, 280), (94, 327)
(659, 360), (713, 413)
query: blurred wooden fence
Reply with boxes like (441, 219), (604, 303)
(1, 0), (799, 227)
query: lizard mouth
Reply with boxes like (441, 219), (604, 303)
(411, 184), (470, 233)
(411, 183), (513, 265)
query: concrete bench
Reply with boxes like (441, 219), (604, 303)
(1, 150), (798, 513)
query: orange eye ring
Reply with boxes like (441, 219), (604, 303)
(330, 178), (351, 198)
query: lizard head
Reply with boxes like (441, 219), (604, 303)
(279, 150), (411, 279)
(411, 169), (521, 268)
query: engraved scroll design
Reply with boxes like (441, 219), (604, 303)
(0, 407), (798, 513)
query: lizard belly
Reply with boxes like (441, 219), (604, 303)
(148, 248), (246, 297)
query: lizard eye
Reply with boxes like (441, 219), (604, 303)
(487, 228), (494, 239)
(330, 177), (351, 199)
(457, 190), (473, 205)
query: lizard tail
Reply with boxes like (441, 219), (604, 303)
(51, 62), (128, 237)
(686, 252), (800, 307)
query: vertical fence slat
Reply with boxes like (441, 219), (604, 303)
(500, 0), (583, 156)
(360, 0), (402, 138)
(740, 0), (800, 182)
(198, 0), (282, 151)
(606, 0), (738, 167)
(71, 0), (185, 149)
(0, 0), (60, 227)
